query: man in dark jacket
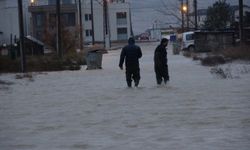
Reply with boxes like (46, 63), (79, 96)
(154, 38), (169, 85)
(119, 37), (142, 87)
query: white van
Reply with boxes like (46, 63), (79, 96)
(181, 31), (195, 51)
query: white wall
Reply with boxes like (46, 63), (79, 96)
(0, 0), (30, 45)
(82, 0), (131, 42)
(83, 1), (104, 42)
(109, 2), (131, 41)
(0, 0), (131, 44)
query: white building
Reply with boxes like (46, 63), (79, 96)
(0, 0), (132, 46)
(0, 0), (30, 45)
(82, 0), (132, 42)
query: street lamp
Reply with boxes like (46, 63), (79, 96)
(30, 0), (35, 6)
(182, 5), (187, 13)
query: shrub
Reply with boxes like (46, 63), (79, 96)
(201, 55), (226, 66)
(182, 51), (192, 58)
(222, 45), (250, 60)
(0, 52), (86, 73)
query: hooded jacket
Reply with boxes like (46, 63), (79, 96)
(119, 38), (142, 69)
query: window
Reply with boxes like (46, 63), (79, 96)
(61, 13), (76, 26)
(117, 28), (127, 34)
(49, 0), (72, 5)
(116, 12), (127, 25)
(186, 33), (194, 41)
(35, 13), (45, 27)
(36, 31), (43, 40)
(117, 27), (127, 40)
(49, 13), (75, 27)
(49, 14), (56, 28)
(48, 0), (56, 5)
(67, 13), (76, 26)
(117, 12), (126, 19)
(62, 0), (72, 4)
(85, 14), (92, 21)
(85, 29), (92, 37)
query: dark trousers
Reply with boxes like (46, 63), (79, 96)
(155, 64), (169, 85)
(126, 68), (140, 87)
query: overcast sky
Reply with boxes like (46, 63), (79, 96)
(129, 0), (250, 34)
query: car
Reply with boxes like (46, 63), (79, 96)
(181, 31), (195, 51)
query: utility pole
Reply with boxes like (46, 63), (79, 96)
(129, 4), (134, 37)
(91, 0), (95, 45)
(78, 0), (84, 49)
(103, 0), (110, 48)
(239, 0), (244, 43)
(56, 0), (62, 57)
(17, 0), (26, 72)
(181, 0), (184, 32)
(186, 0), (189, 30)
(194, 0), (198, 30)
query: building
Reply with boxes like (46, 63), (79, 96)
(29, 0), (131, 46)
(28, 0), (78, 42)
(82, 0), (132, 43)
(189, 9), (207, 28)
(0, 0), (132, 48)
(231, 5), (250, 22)
(0, 0), (30, 45)
(189, 5), (250, 29)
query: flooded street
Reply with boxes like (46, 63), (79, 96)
(1, 42), (250, 150)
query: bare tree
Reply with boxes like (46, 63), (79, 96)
(155, 0), (182, 25)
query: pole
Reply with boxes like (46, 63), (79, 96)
(194, 0), (198, 30)
(129, 3), (134, 37)
(104, 0), (108, 35)
(186, 0), (189, 30)
(56, 0), (62, 57)
(18, 0), (26, 72)
(239, 0), (244, 43)
(91, 0), (95, 45)
(78, 0), (84, 49)
(181, 0), (184, 32)
(103, 0), (110, 48)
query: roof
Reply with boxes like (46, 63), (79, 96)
(198, 9), (208, 16)
(26, 35), (44, 46)
(189, 9), (207, 16)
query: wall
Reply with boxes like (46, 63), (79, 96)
(82, 0), (131, 42)
(0, 0), (30, 45)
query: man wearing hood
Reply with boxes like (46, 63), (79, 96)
(119, 37), (142, 87)
(154, 38), (169, 85)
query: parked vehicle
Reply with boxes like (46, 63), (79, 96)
(181, 31), (195, 51)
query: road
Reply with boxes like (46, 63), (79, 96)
(0, 42), (250, 150)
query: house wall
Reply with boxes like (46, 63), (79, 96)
(0, 0), (30, 45)
(0, 0), (131, 45)
(82, 0), (131, 42)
